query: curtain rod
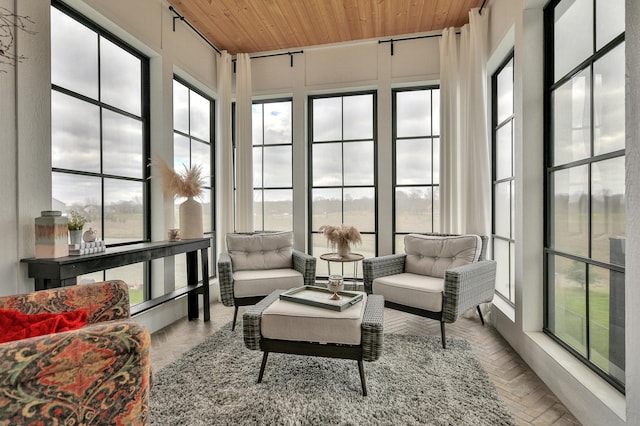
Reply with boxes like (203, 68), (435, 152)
(232, 50), (304, 69)
(378, 31), (460, 56)
(169, 5), (222, 55)
(479, 0), (487, 15)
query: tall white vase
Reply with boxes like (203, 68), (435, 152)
(179, 196), (203, 239)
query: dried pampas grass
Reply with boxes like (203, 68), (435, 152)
(152, 158), (205, 198)
(319, 224), (362, 251)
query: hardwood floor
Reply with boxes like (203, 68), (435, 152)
(150, 301), (582, 426)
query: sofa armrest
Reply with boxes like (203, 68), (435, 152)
(292, 249), (317, 287)
(242, 290), (283, 350)
(0, 319), (151, 425)
(362, 254), (407, 293)
(362, 294), (384, 362)
(0, 280), (131, 324)
(442, 260), (497, 323)
(217, 252), (235, 307)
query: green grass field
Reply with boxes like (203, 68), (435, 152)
(130, 289), (144, 305)
(555, 286), (613, 373)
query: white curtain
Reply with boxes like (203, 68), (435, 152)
(439, 27), (463, 234)
(216, 51), (234, 249)
(439, 8), (491, 236)
(464, 9), (491, 236)
(235, 53), (253, 232)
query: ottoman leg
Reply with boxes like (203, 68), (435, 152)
(257, 352), (269, 383)
(358, 360), (367, 396)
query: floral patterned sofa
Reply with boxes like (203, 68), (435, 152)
(0, 280), (150, 425)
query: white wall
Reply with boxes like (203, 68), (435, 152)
(0, 0), (20, 295)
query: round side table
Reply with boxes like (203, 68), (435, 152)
(320, 253), (365, 291)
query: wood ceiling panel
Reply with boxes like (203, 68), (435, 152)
(167, 0), (485, 54)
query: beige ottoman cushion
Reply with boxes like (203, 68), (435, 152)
(233, 269), (303, 298)
(261, 293), (367, 345)
(373, 272), (443, 312)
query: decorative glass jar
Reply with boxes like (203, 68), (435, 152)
(35, 210), (69, 258)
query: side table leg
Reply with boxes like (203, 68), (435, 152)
(353, 261), (358, 290)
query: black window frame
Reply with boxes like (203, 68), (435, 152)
(251, 97), (294, 232)
(172, 75), (217, 280)
(308, 90), (378, 277)
(491, 52), (516, 306)
(543, 0), (626, 393)
(50, 0), (152, 300)
(391, 85), (441, 253)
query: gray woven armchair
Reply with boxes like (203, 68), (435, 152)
(363, 233), (496, 348)
(217, 231), (316, 330)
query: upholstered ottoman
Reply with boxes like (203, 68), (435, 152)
(243, 289), (384, 396)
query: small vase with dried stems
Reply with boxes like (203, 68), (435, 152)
(319, 224), (362, 257)
(153, 158), (206, 240)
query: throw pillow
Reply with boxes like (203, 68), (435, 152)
(0, 308), (88, 343)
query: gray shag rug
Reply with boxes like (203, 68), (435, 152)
(150, 324), (515, 426)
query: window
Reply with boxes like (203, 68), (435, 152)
(172, 77), (215, 287)
(544, 0), (625, 391)
(393, 87), (440, 252)
(309, 92), (377, 278)
(492, 55), (515, 304)
(50, 3), (149, 304)
(252, 99), (293, 231)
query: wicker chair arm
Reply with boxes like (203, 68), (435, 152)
(362, 254), (407, 293)
(292, 249), (317, 287)
(442, 260), (496, 323)
(361, 294), (384, 362)
(242, 290), (283, 350)
(217, 252), (235, 307)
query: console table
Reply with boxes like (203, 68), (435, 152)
(21, 238), (211, 321)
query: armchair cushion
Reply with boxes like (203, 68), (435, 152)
(234, 268), (304, 298)
(226, 231), (294, 271)
(372, 273), (444, 312)
(404, 233), (482, 278)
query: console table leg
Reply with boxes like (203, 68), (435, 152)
(186, 250), (198, 320)
(200, 247), (210, 321)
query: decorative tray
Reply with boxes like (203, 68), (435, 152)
(279, 285), (364, 312)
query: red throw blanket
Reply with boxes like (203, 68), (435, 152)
(0, 308), (88, 343)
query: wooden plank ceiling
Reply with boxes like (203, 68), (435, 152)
(166, 0), (485, 54)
